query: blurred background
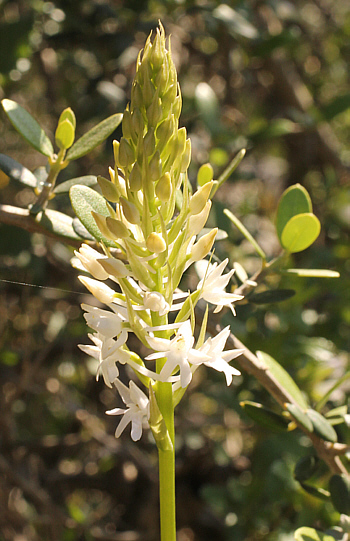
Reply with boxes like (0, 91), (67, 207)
(0, 1), (349, 540)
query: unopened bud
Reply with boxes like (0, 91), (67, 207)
(97, 175), (119, 203)
(105, 216), (130, 239)
(120, 196), (140, 224)
(119, 137), (135, 168)
(190, 228), (217, 261)
(189, 181), (213, 215)
(142, 75), (155, 108)
(155, 60), (169, 93)
(173, 93), (182, 119)
(188, 201), (212, 236)
(155, 172), (172, 201)
(181, 139), (191, 172)
(143, 128), (156, 156)
(74, 244), (109, 280)
(147, 97), (163, 128)
(129, 161), (142, 191)
(156, 115), (175, 147)
(92, 211), (116, 241)
(78, 275), (115, 304)
(197, 163), (214, 186)
(113, 140), (121, 168)
(98, 257), (130, 278)
(132, 108), (144, 136)
(149, 28), (164, 72)
(122, 108), (132, 140)
(146, 232), (167, 253)
(149, 150), (162, 181)
(131, 81), (143, 109)
(108, 167), (115, 182)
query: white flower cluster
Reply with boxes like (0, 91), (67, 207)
(75, 245), (244, 441)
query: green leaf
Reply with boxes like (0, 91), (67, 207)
(240, 401), (289, 432)
(58, 107), (76, 128)
(249, 288), (295, 304)
(54, 175), (97, 194)
(281, 213), (321, 253)
(36, 209), (84, 241)
(66, 113), (122, 161)
(1, 99), (53, 157)
(69, 185), (114, 246)
(55, 118), (75, 150)
(276, 184), (312, 241)
(285, 269), (340, 278)
(295, 527), (334, 541)
(286, 403), (314, 432)
(257, 351), (308, 410)
(72, 217), (95, 241)
(213, 4), (259, 39)
(224, 208), (267, 260)
(0, 153), (37, 187)
(306, 409), (338, 443)
(329, 474), (350, 515)
(294, 455), (319, 482)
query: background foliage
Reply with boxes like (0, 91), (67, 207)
(0, 1), (349, 540)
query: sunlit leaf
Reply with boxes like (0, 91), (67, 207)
(286, 403), (313, 432)
(224, 208), (266, 260)
(257, 351), (308, 410)
(197, 163), (214, 186)
(54, 175), (97, 194)
(69, 185), (114, 246)
(66, 113), (122, 161)
(36, 209), (84, 241)
(285, 268), (340, 278)
(276, 184), (312, 241)
(306, 409), (337, 443)
(295, 527), (334, 541)
(55, 118), (75, 150)
(0, 153), (37, 187)
(1, 99), (53, 157)
(281, 213), (321, 253)
(72, 217), (95, 241)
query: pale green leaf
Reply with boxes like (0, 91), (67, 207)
(285, 268), (340, 278)
(55, 118), (75, 150)
(36, 209), (84, 241)
(276, 184), (312, 241)
(0, 154), (37, 187)
(256, 351), (308, 409)
(66, 113), (122, 161)
(197, 163), (214, 186)
(281, 213), (321, 253)
(240, 401), (289, 432)
(54, 175), (97, 194)
(306, 409), (338, 443)
(224, 208), (266, 260)
(249, 288), (295, 304)
(295, 527), (335, 541)
(2, 99), (53, 157)
(69, 185), (114, 246)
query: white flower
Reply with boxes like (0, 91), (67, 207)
(143, 291), (170, 316)
(81, 303), (127, 339)
(79, 275), (116, 304)
(106, 379), (149, 441)
(79, 332), (127, 387)
(145, 320), (210, 388)
(74, 244), (109, 280)
(195, 326), (243, 385)
(197, 258), (244, 315)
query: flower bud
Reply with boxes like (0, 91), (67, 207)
(149, 151), (162, 181)
(132, 108), (144, 136)
(98, 257), (130, 278)
(74, 244), (109, 280)
(147, 96), (163, 128)
(119, 137), (135, 168)
(190, 228), (217, 262)
(189, 181), (213, 215)
(143, 128), (156, 157)
(78, 275), (115, 304)
(146, 232), (167, 253)
(105, 216), (130, 239)
(149, 27), (165, 72)
(156, 115), (175, 149)
(188, 200), (211, 236)
(142, 75), (156, 109)
(97, 175), (119, 203)
(143, 291), (169, 315)
(113, 140), (121, 168)
(129, 161), (142, 191)
(173, 93), (182, 119)
(155, 60), (169, 93)
(197, 163), (214, 186)
(120, 196), (140, 224)
(131, 81), (143, 109)
(155, 172), (172, 201)
(122, 108), (132, 140)
(92, 211), (116, 241)
(181, 139), (191, 172)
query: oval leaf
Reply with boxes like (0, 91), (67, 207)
(66, 113), (122, 161)
(72, 217), (95, 241)
(240, 400), (289, 432)
(276, 184), (312, 240)
(299, 484), (331, 502)
(294, 455), (319, 482)
(54, 175), (97, 194)
(306, 409), (338, 443)
(257, 351), (309, 410)
(329, 474), (350, 515)
(286, 403), (314, 432)
(36, 209), (84, 241)
(69, 185), (114, 246)
(55, 118), (75, 150)
(285, 269), (340, 278)
(197, 163), (214, 187)
(281, 213), (321, 253)
(2, 99), (53, 157)
(0, 154), (37, 187)
(249, 288), (295, 304)
(295, 527), (334, 541)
